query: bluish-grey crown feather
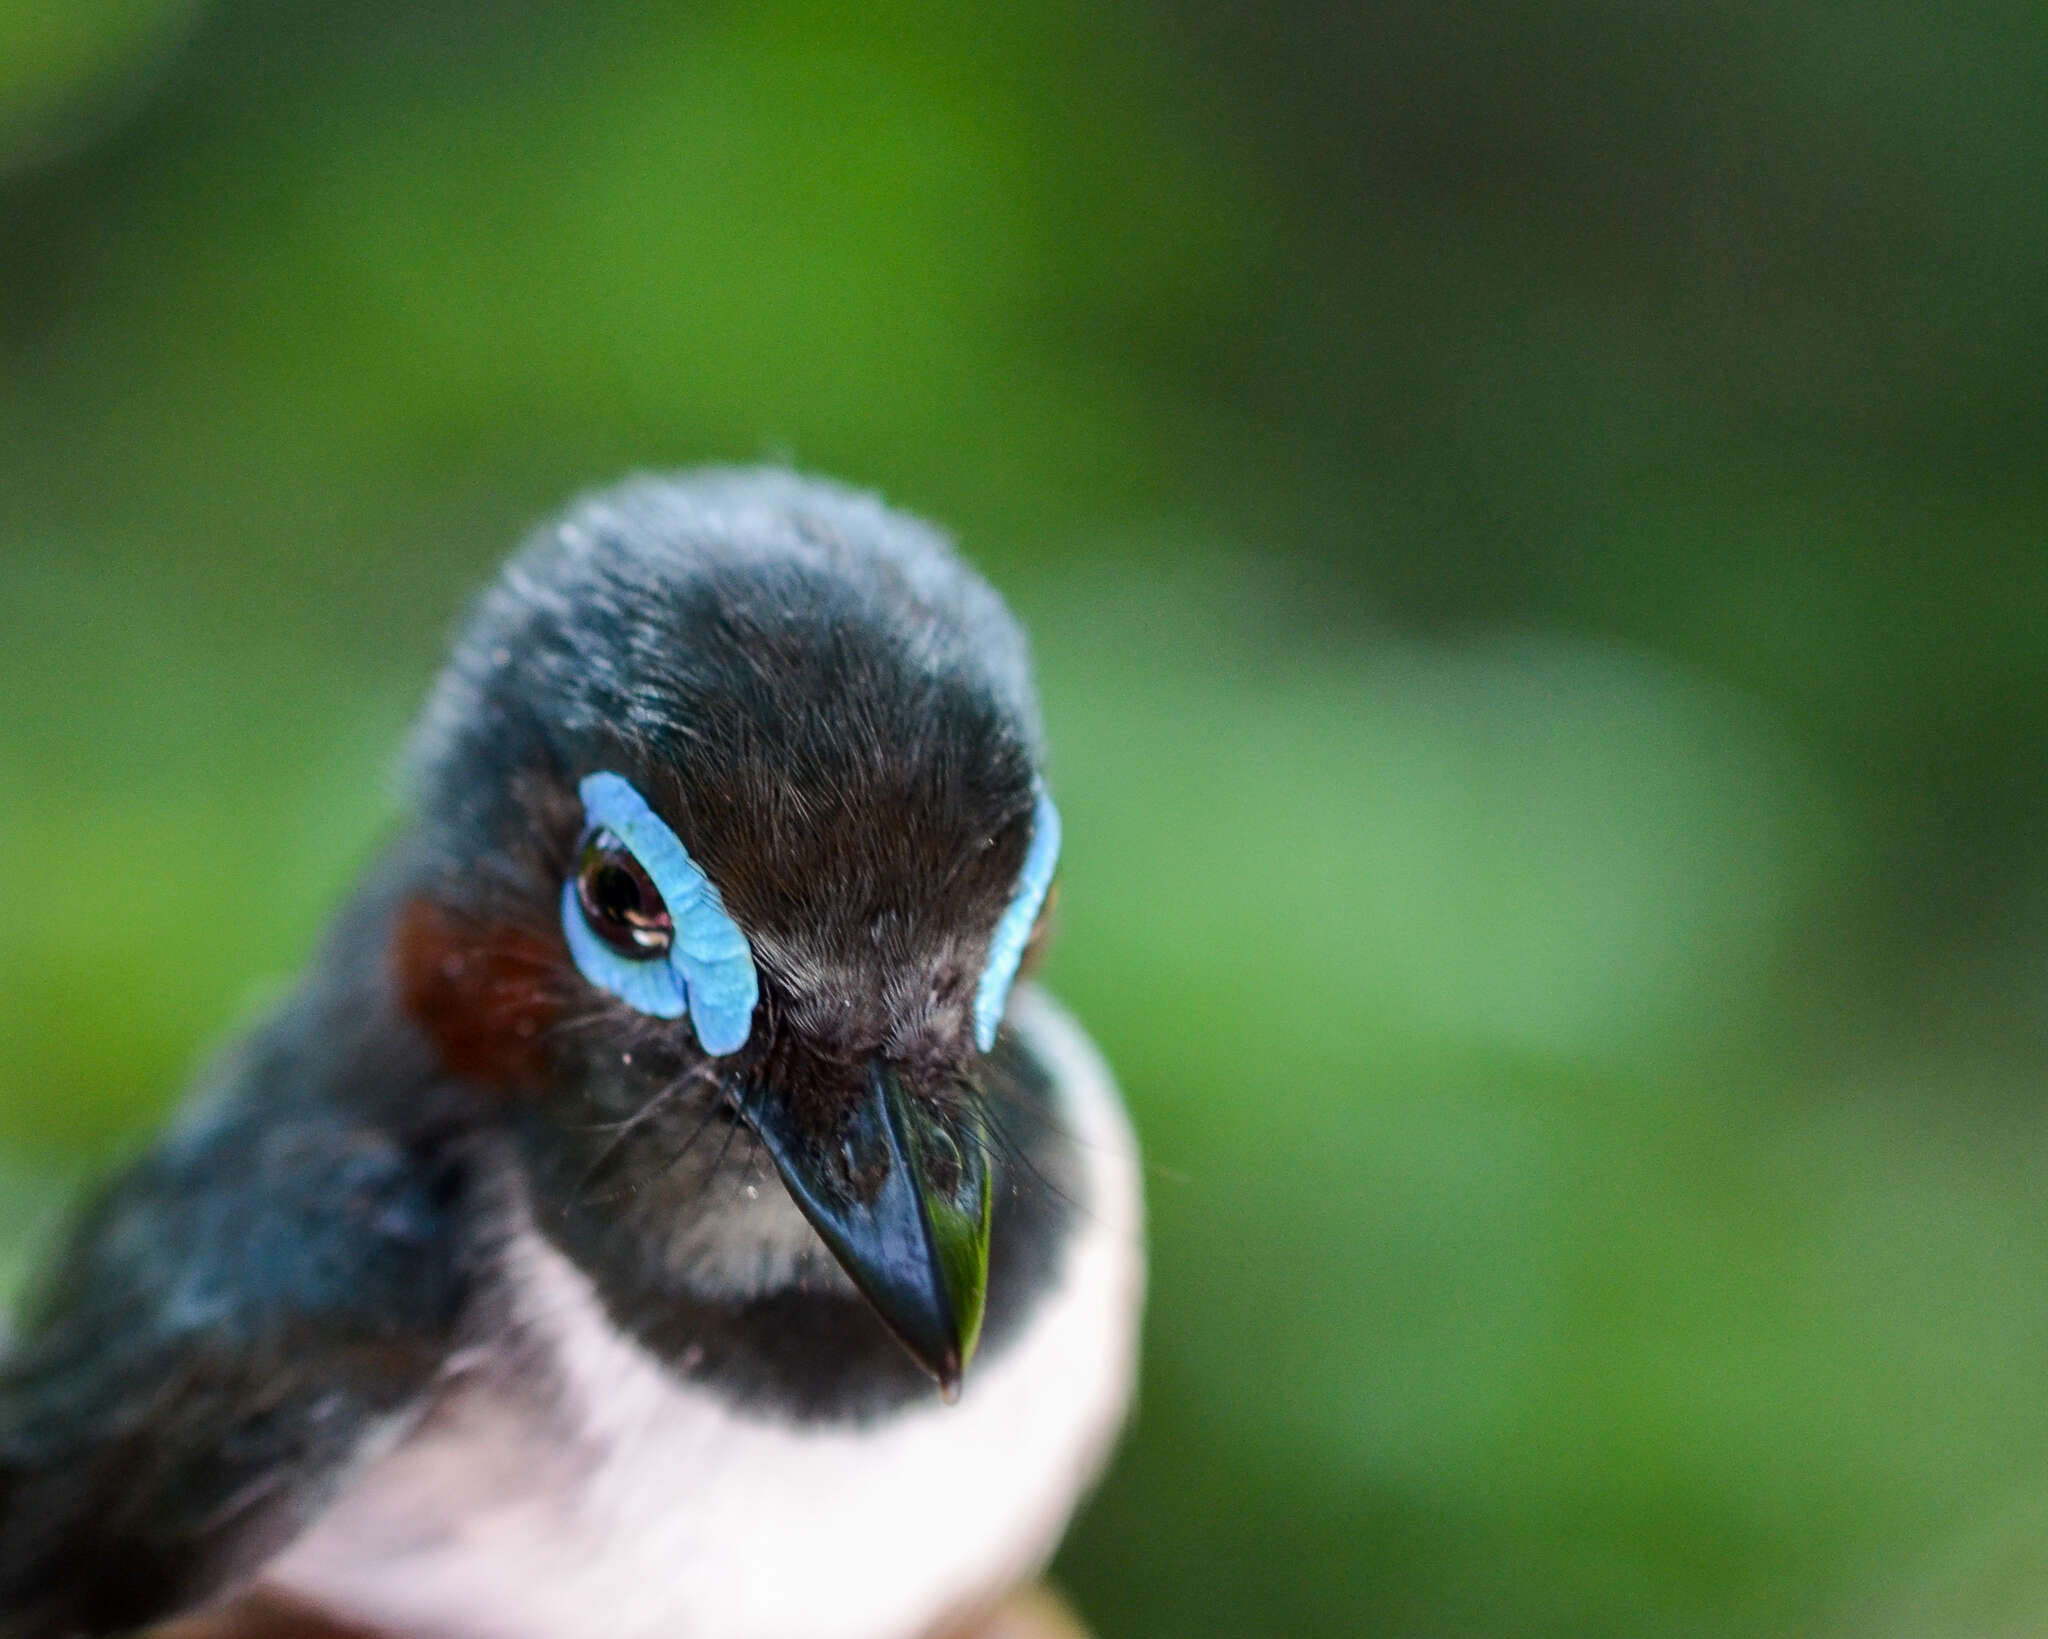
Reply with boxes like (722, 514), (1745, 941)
(410, 469), (1043, 816)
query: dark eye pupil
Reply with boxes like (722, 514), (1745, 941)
(575, 831), (672, 959)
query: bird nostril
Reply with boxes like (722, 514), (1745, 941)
(920, 1124), (965, 1198)
(839, 1132), (889, 1202)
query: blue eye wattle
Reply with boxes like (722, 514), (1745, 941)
(560, 772), (758, 1054)
(972, 784), (1061, 1052)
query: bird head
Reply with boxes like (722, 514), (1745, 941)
(390, 472), (1059, 1395)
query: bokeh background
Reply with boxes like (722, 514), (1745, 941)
(5, 2), (2048, 1635)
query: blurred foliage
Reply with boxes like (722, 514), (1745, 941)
(0, 0), (202, 171)
(3, 2), (2048, 1636)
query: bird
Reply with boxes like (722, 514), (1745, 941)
(0, 470), (1145, 1639)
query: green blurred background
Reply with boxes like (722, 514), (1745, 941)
(4, 2), (2048, 1634)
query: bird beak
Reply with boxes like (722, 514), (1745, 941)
(737, 1060), (992, 1397)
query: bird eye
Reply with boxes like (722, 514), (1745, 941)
(575, 829), (673, 960)
(559, 773), (758, 1045)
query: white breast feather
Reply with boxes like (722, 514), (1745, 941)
(267, 989), (1144, 1639)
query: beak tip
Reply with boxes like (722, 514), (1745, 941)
(931, 1341), (967, 1401)
(901, 1328), (969, 1400)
